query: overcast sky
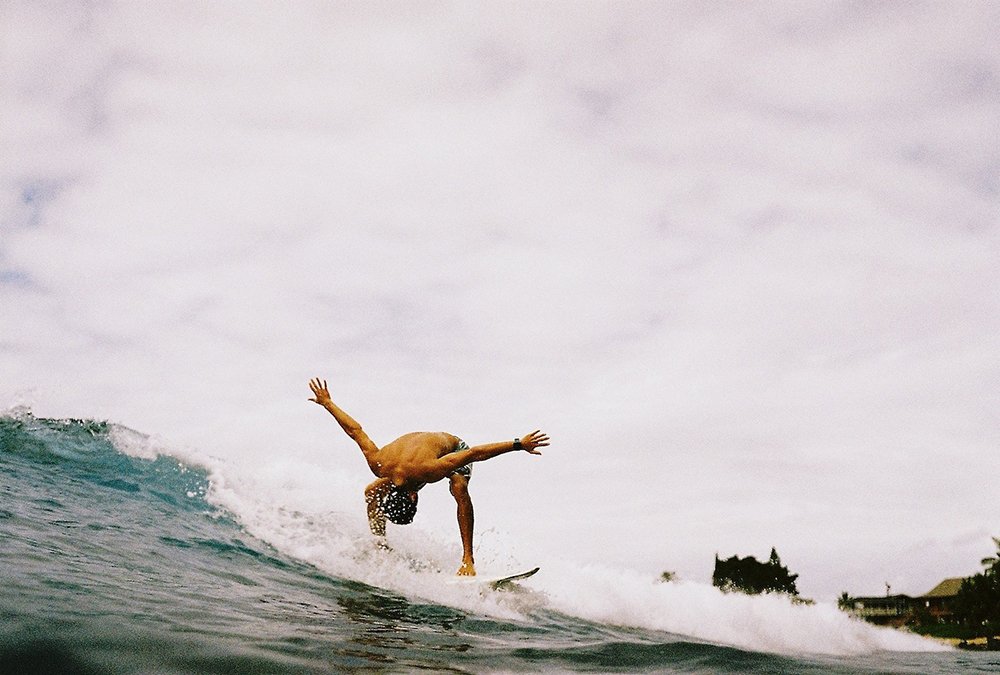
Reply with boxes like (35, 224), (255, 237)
(2, 1), (999, 600)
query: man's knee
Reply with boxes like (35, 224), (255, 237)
(449, 474), (470, 498)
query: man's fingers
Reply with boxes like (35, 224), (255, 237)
(526, 430), (550, 445)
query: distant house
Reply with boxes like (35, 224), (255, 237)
(919, 577), (964, 622)
(847, 577), (965, 626)
(849, 594), (913, 626)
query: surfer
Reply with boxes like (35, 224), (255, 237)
(308, 378), (549, 576)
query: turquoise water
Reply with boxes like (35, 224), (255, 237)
(1, 412), (996, 673)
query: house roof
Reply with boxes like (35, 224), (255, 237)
(850, 594), (912, 603)
(922, 577), (964, 598)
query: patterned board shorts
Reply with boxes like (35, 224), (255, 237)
(449, 439), (472, 480)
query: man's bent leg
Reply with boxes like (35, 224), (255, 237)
(449, 473), (475, 576)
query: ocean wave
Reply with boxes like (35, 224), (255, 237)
(2, 410), (966, 674)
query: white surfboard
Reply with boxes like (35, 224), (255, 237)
(446, 567), (540, 590)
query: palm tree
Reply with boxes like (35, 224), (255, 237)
(981, 536), (1000, 575)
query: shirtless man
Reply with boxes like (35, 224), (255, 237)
(308, 378), (549, 576)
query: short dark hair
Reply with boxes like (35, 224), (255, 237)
(381, 487), (417, 525)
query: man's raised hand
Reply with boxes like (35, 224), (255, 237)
(308, 378), (332, 406)
(520, 430), (550, 455)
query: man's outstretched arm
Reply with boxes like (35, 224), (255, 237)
(437, 430), (549, 474)
(309, 378), (381, 473)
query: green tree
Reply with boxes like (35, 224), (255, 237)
(953, 536), (1000, 646)
(981, 536), (1000, 574)
(712, 548), (800, 596)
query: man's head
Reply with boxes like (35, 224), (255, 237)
(381, 486), (417, 525)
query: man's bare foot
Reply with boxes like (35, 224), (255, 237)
(457, 560), (476, 576)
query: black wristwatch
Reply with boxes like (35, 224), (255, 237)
(513, 438), (523, 451)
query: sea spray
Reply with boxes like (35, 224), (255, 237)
(530, 561), (943, 655)
(120, 412), (946, 657)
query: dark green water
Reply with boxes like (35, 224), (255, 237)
(1, 413), (996, 673)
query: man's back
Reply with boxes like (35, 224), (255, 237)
(375, 431), (462, 487)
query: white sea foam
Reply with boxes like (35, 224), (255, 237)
(126, 440), (948, 658)
(530, 561), (945, 655)
(107, 424), (174, 461)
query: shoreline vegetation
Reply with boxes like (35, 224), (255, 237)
(664, 539), (1000, 651)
